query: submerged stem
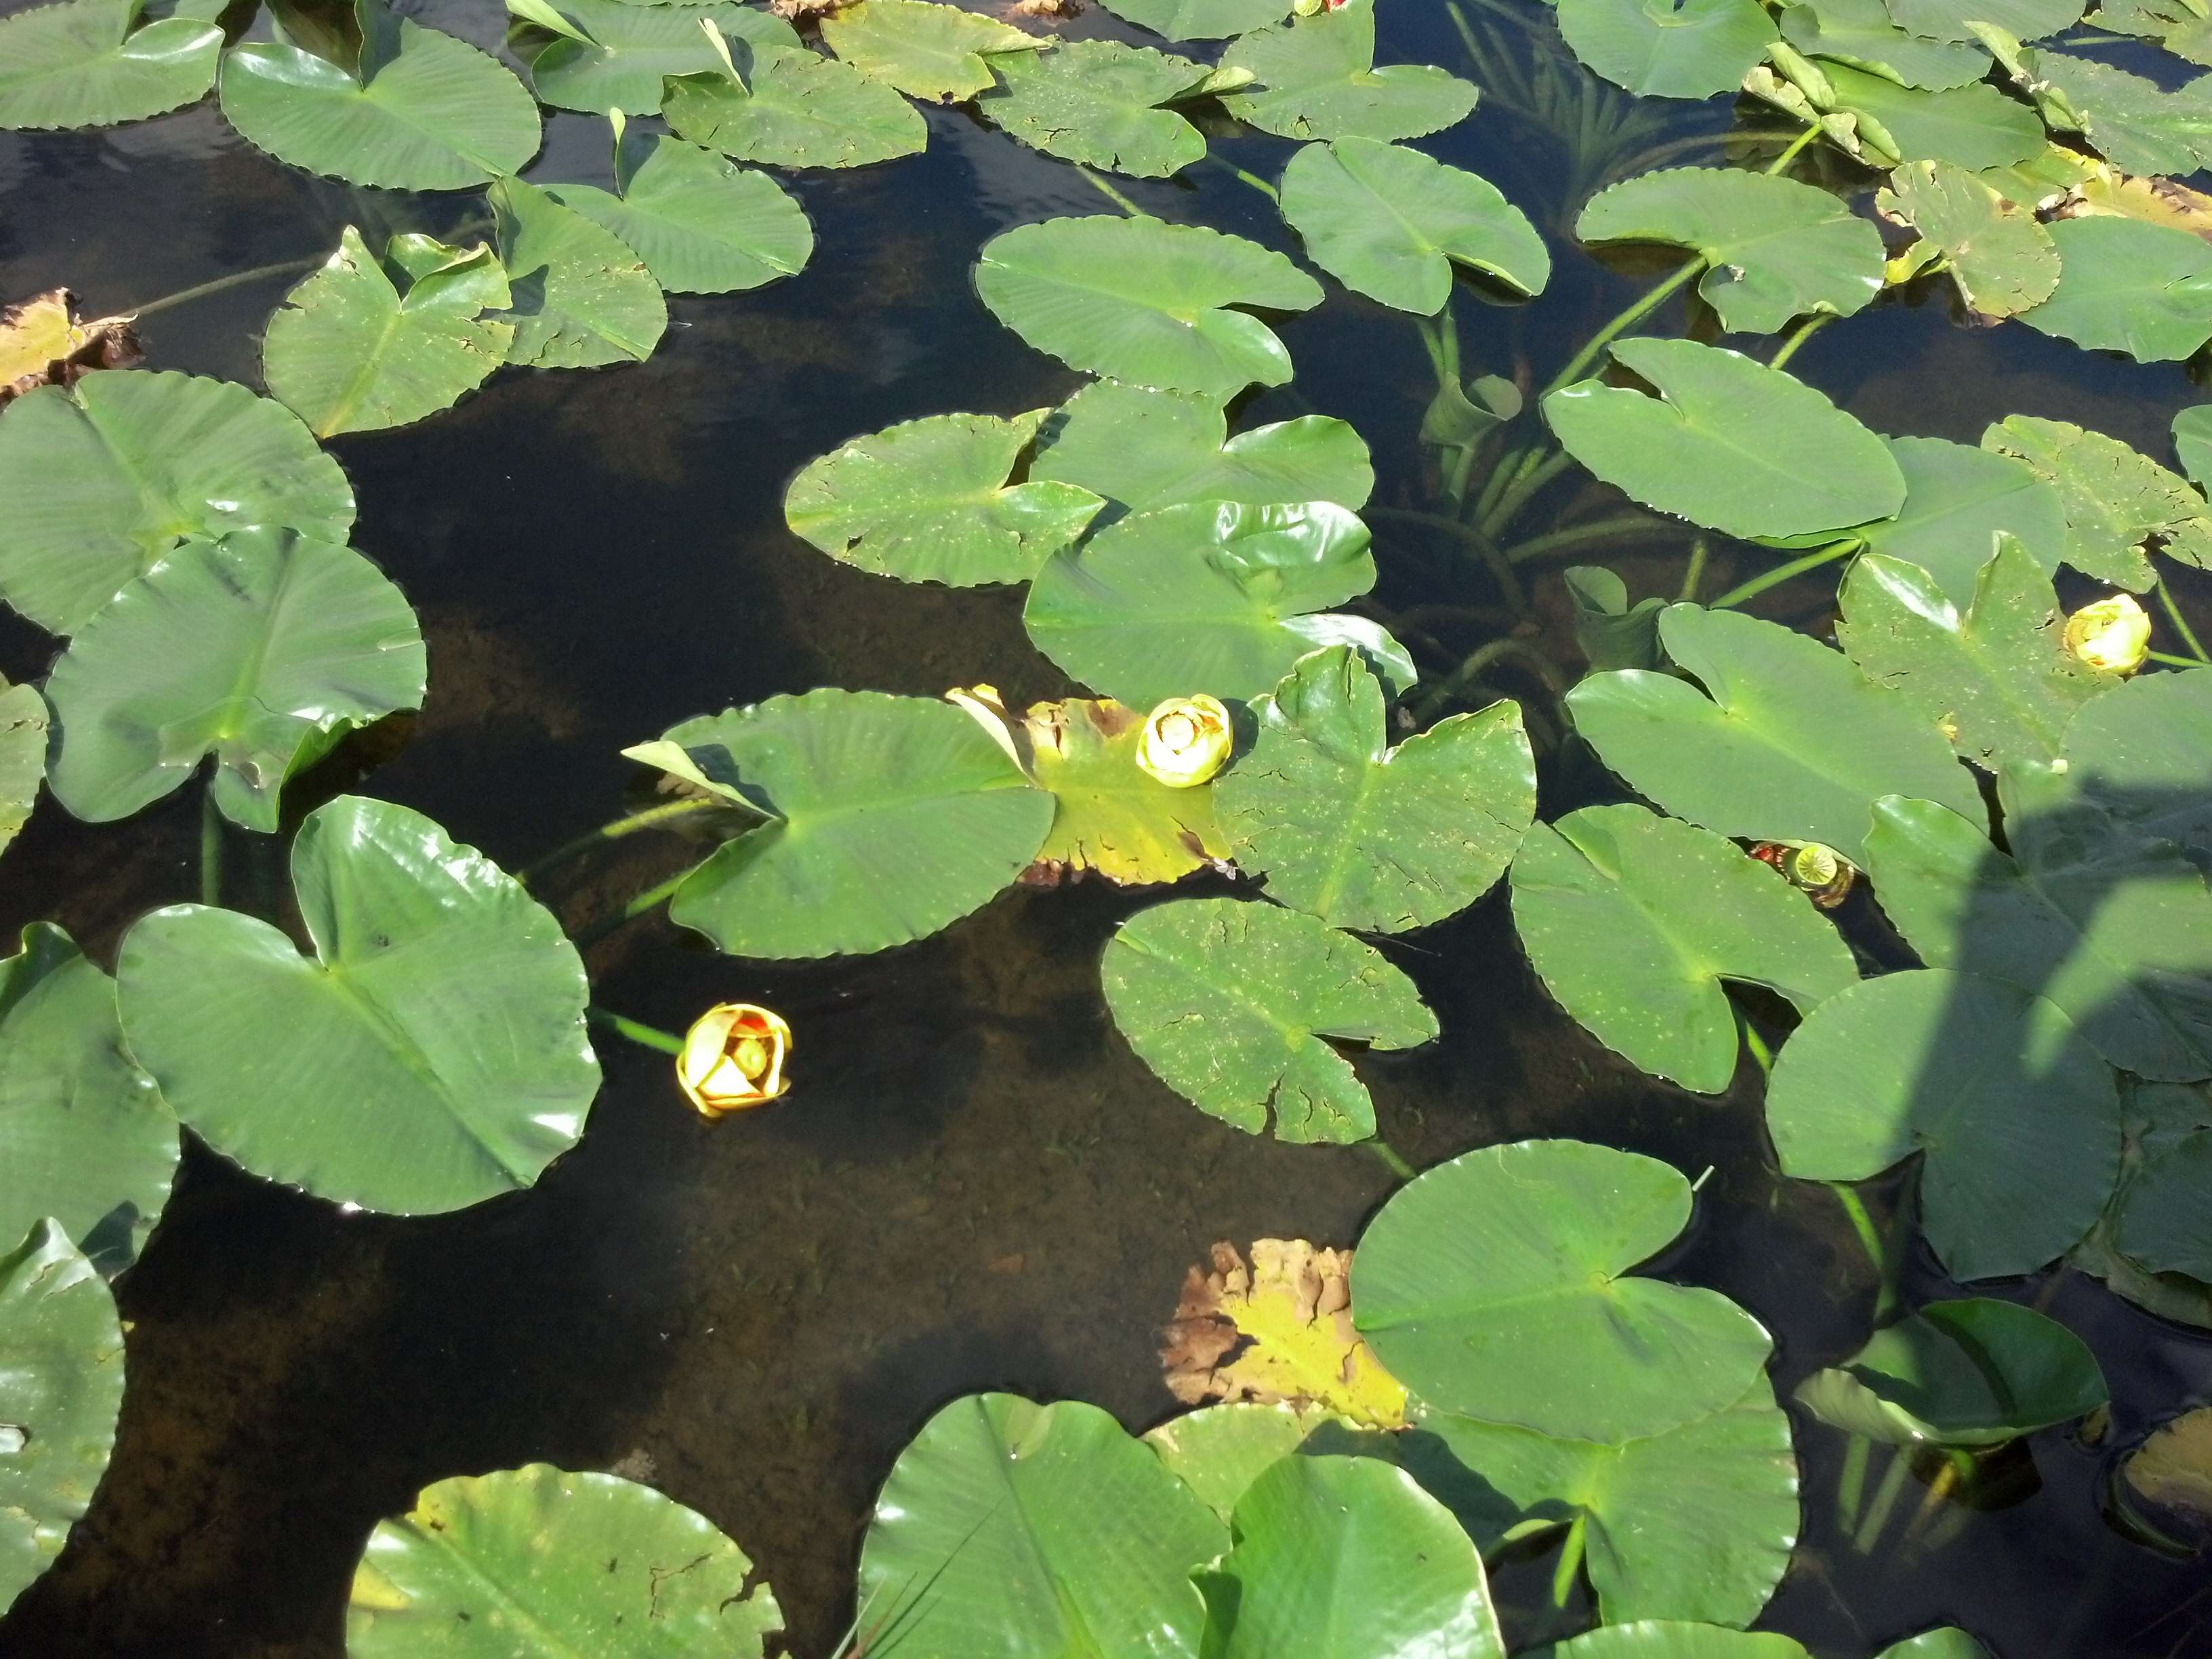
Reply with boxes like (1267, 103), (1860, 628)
(1766, 123), (1823, 177)
(1708, 539), (1862, 610)
(1853, 1447), (1914, 1555)
(1837, 1434), (1872, 1536)
(1550, 1512), (1589, 1607)
(1830, 1183), (1900, 1322)
(2155, 580), (2212, 665)
(199, 783), (223, 907)
(518, 796), (723, 886)
(132, 255), (322, 319)
(1076, 165), (1143, 216)
(1768, 311), (1834, 371)
(1540, 257), (1706, 401)
(1500, 514), (1669, 566)
(1363, 1139), (1418, 1181)
(1677, 535), (1709, 602)
(588, 1006), (685, 1056)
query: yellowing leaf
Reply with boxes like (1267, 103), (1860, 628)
(1023, 697), (1230, 888)
(0, 289), (140, 404)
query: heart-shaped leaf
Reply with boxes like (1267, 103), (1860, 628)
(2113, 1126), (2212, 1279)
(1847, 435), (2068, 609)
(662, 37), (926, 167)
(2056, 668), (2212, 876)
(0, 0), (222, 131)
(1555, 0), (1777, 99)
(491, 176), (667, 369)
(1885, 0), (2080, 40)
(508, 0), (795, 115)
(1221, 0), (1476, 140)
(2020, 216), (2212, 362)
(1023, 695), (1231, 886)
(544, 131), (812, 295)
(1099, 0), (1290, 40)
(1780, 0), (1991, 87)
(1876, 160), (2058, 318)
(0, 682), (46, 858)
(978, 38), (1214, 177)
(1982, 414), (2212, 588)
(819, 0), (1039, 101)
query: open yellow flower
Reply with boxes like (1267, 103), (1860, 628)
(676, 1003), (792, 1118)
(2064, 594), (2152, 676)
(1137, 695), (1232, 788)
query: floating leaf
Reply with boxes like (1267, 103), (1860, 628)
(347, 1465), (782, 1656)
(1885, 0), (2082, 39)
(1764, 968), (2121, 1279)
(0, 290), (141, 405)
(1029, 381), (1372, 516)
(263, 226), (514, 437)
(116, 796), (600, 1214)
(0, 682), (46, 857)
(1779, 0), (1990, 88)
(1540, 1626), (1811, 1658)
(2095, 0), (2212, 64)
(2019, 216), (2212, 363)
(1221, 0), (1477, 142)
(0, 0), (222, 131)
(1542, 338), (1906, 541)
(1801, 63), (2045, 169)
(1565, 605), (1984, 864)
(1214, 645), (1534, 933)
(979, 39), (1213, 177)
(785, 409), (1101, 586)
(45, 527), (426, 833)
(976, 215), (1323, 401)
(857, 1394), (1227, 1659)
(491, 176), (667, 369)
(1161, 1238), (1408, 1428)
(1848, 436), (2068, 609)
(1100, 895), (1436, 1144)
(2020, 50), (2212, 176)
(508, 0), (795, 113)
(218, 0), (541, 190)
(1795, 1298), (2106, 1446)
(820, 0), (1038, 101)
(1877, 1634), (1993, 1659)
(0, 926), (175, 1273)
(1565, 565), (1666, 671)
(1354, 1139), (1774, 1442)
(1281, 139), (1549, 316)
(1195, 1456), (1505, 1659)
(1982, 414), (2212, 588)
(1577, 167), (1883, 335)
(1555, 0), (1776, 99)
(2118, 1406), (2212, 1549)
(1099, 0), (1290, 39)
(1023, 500), (1411, 710)
(1145, 1401), (1344, 1523)
(1510, 804), (1860, 1094)
(0, 1222), (124, 1617)
(0, 369), (354, 636)
(2059, 668), (2212, 875)
(545, 131), (812, 295)
(1022, 695), (1231, 886)
(663, 37), (927, 167)
(2175, 401), (2212, 491)
(645, 691), (1053, 958)
(1877, 160), (2059, 318)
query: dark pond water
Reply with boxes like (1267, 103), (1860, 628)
(2, 0), (2210, 1652)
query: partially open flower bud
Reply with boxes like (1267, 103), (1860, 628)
(2064, 594), (2152, 676)
(1136, 695), (1233, 788)
(1751, 840), (1856, 909)
(676, 1003), (792, 1118)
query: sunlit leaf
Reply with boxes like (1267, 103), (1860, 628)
(1982, 413), (2212, 588)
(1221, 0), (1477, 141)
(1538, 1626), (1811, 1659)
(1847, 436), (2068, 608)
(508, 0), (796, 114)
(1780, 0), (1990, 88)
(0, 290), (140, 405)
(2016, 216), (2212, 363)
(2094, 0), (2212, 62)
(979, 39), (1213, 176)
(2057, 667), (2212, 875)
(1101, 0), (1290, 38)
(1877, 160), (2058, 318)
(662, 37), (927, 167)
(819, 0), (1039, 101)
(0, 682), (45, 858)
(1022, 695), (1231, 886)
(1145, 1401), (1346, 1523)
(1555, 0), (1776, 99)
(1807, 62), (2045, 169)
(2019, 49), (2212, 176)
(2175, 401), (2212, 491)
(0, 0), (221, 131)
(491, 176), (668, 369)
(1885, 0), (2081, 39)
(545, 131), (812, 295)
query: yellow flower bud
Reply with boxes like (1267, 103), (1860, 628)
(1136, 695), (1232, 788)
(676, 1003), (792, 1119)
(2064, 594), (2152, 676)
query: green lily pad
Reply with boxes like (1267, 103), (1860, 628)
(2024, 51), (2212, 176)
(1144, 1401), (1341, 1523)
(1811, 63), (2046, 169)
(0, 682), (46, 858)
(1023, 499), (1412, 710)
(1555, 0), (1777, 100)
(1104, 0), (1289, 35)
(2020, 216), (2212, 363)
(1221, 0), (1477, 141)
(1355, 1139), (1774, 1442)
(662, 37), (927, 167)
(1565, 605), (1984, 864)
(1542, 338), (1906, 541)
(785, 409), (1102, 586)
(1877, 1634), (1993, 1659)
(1795, 1298), (2106, 1446)
(1214, 645), (1534, 933)
(1877, 160), (2059, 319)
(347, 1464), (782, 1656)
(544, 131), (812, 295)
(2114, 1127), (2212, 1279)
(1424, 1379), (1798, 1630)
(1510, 804), (1861, 1094)
(2095, 0), (2212, 64)
(1565, 565), (1666, 671)
(44, 527), (425, 834)
(0, 368), (354, 636)
(1539, 1627), (1811, 1659)
(1764, 967), (2121, 1279)
(2175, 402), (2212, 491)
(1577, 167), (1883, 335)
(1835, 541), (2107, 771)
(263, 227), (513, 438)
(1195, 1456), (1506, 1659)
(1029, 381), (1372, 516)
(1885, 0), (2081, 39)
(976, 215), (1324, 401)
(1281, 138), (1549, 316)
(1023, 695), (1229, 886)
(218, 0), (541, 190)
(978, 39), (1214, 178)
(819, 0), (1038, 101)
(857, 1394), (1227, 1659)
(0, 926), (175, 1274)
(491, 176), (667, 370)
(0, 0), (222, 131)
(116, 796), (600, 1214)
(1099, 895), (1436, 1143)
(2058, 668), (2212, 875)
(651, 691), (1053, 958)
(1780, 0), (1990, 88)
(0, 1221), (125, 1616)
(508, 0), (795, 114)
(1982, 414), (2212, 589)
(1848, 436), (2069, 609)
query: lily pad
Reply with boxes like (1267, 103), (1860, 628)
(1354, 1139), (1774, 1443)
(2058, 668), (2212, 874)
(0, 682), (45, 857)
(2023, 51), (2212, 177)
(1145, 1401), (1344, 1522)
(1023, 696), (1231, 886)
(1877, 160), (2059, 319)
(1763, 967), (2121, 1279)
(857, 1394), (1227, 1659)
(1023, 499), (1412, 710)
(2020, 216), (2212, 363)
(1565, 605), (1984, 865)
(508, 0), (796, 114)
(2175, 401), (2212, 490)
(1099, 895), (1436, 1143)
(1103, 0), (1290, 37)
(2118, 1406), (2212, 1552)
(1848, 436), (2068, 609)
(978, 39), (1214, 178)
(1555, 0), (1777, 100)
(819, 0), (1038, 102)
(1029, 381), (1372, 516)
(218, 0), (541, 190)
(1982, 414), (2212, 589)
(491, 176), (668, 369)
(1221, 0), (1477, 141)
(1214, 645), (1535, 933)
(544, 131), (813, 295)
(0, 926), (175, 1274)
(347, 1464), (782, 1656)
(651, 691), (1053, 958)
(1779, 0), (1990, 88)
(115, 796), (600, 1214)
(1811, 64), (2045, 169)
(786, 410), (1101, 586)
(1281, 138), (1549, 316)
(1566, 565), (1667, 671)
(0, 0), (222, 131)
(1510, 804), (1861, 1094)
(0, 1221), (125, 1616)
(263, 227), (513, 437)
(1885, 0), (2081, 39)
(1577, 167), (1883, 335)
(662, 37), (927, 167)
(1877, 1635), (1993, 1659)
(1540, 1628), (1810, 1659)
(1542, 338), (1906, 541)
(976, 215), (1324, 401)
(0, 368), (354, 636)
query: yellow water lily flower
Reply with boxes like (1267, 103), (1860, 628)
(676, 1003), (792, 1118)
(1751, 841), (1856, 909)
(1137, 695), (1232, 788)
(2064, 594), (2152, 676)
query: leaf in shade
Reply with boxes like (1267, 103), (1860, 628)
(2018, 216), (2212, 363)
(491, 176), (667, 369)
(507, 0), (797, 115)
(544, 131), (812, 296)
(1565, 565), (1666, 671)
(1982, 414), (2212, 588)
(1221, 0), (1477, 141)
(661, 37), (927, 167)
(1847, 435), (2069, 609)
(819, 0), (1039, 102)
(2175, 401), (2212, 491)
(1877, 160), (2058, 318)
(977, 39), (1214, 178)
(2057, 668), (2212, 876)
(0, 0), (223, 131)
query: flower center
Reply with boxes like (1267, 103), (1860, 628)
(731, 1036), (772, 1080)
(1159, 712), (1199, 750)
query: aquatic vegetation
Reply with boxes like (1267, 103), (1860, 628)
(0, 291), (140, 402)
(676, 1000), (794, 1115)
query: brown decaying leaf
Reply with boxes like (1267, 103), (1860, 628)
(0, 290), (142, 405)
(770, 0), (853, 18)
(1004, 0), (1082, 16)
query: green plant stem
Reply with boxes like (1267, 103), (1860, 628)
(2149, 649), (2209, 669)
(1830, 1183), (1900, 1322)
(199, 784), (223, 907)
(1677, 535), (1709, 602)
(1540, 257), (1706, 401)
(1208, 157), (1279, 200)
(132, 255), (323, 319)
(1853, 1448), (1913, 1555)
(518, 796), (723, 886)
(1500, 514), (1666, 565)
(1412, 636), (1568, 720)
(1481, 449), (1578, 537)
(1709, 539), (1862, 609)
(1076, 165), (1143, 216)
(588, 1006), (685, 1056)
(1550, 1513), (1589, 1608)
(1768, 311), (1833, 371)
(1445, 0), (1482, 62)
(1363, 1139), (1418, 1181)
(1904, 1450), (1973, 1543)
(1766, 122), (1822, 177)
(1837, 1434), (1872, 1534)
(1370, 508), (1525, 609)
(2155, 580), (2212, 664)
(1739, 1013), (1773, 1074)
